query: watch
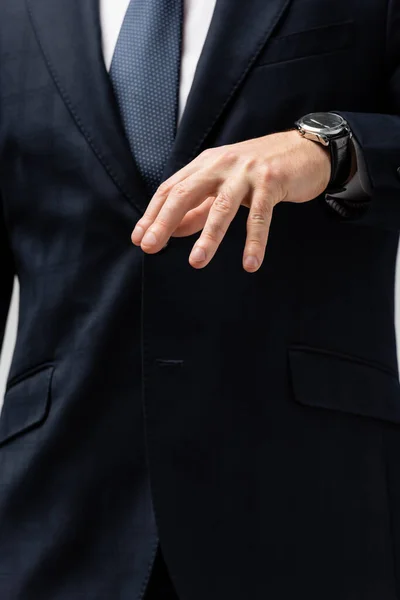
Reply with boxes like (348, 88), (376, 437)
(294, 112), (353, 194)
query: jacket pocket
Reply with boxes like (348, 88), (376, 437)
(0, 363), (54, 448)
(254, 20), (356, 67)
(288, 346), (400, 424)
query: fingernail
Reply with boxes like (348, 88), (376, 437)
(191, 247), (206, 262)
(132, 225), (144, 242)
(244, 255), (259, 270)
(133, 224), (144, 237)
(142, 231), (157, 247)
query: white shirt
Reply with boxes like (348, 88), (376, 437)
(100, 0), (217, 125)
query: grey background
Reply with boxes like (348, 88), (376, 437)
(0, 280), (19, 406)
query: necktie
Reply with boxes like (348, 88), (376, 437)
(110, 0), (184, 197)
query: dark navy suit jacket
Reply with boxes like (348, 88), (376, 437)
(0, 0), (400, 599)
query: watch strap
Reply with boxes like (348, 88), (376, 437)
(325, 133), (353, 194)
(325, 195), (370, 220)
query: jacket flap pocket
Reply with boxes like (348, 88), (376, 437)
(288, 347), (400, 424)
(254, 20), (355, 67)
(0, 364), (54, 447)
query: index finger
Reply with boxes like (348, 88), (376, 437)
(131, 156), (204, 245)
(139, 171), (220, 253)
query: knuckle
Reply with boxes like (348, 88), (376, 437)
(242, 157), (258, 172)
(249, 211), (268, 225)
(198, 147), (237, 173)
(249, 202), (272, 224)
(259, 165), (273, 186)
(204, 218), (229, 242)
(213, 219), (228, 236)
(200, 148), (213, 159)
(212, 148), (237, 168)
(154, 215), (170, 232)
(202, 229), (220, 244)
(214, 190), (233, 213)
(137, 216), (152, 229)
(258, 161), (280, 187)
(221, 150), (237, 163)
(247, 238), (265, 250)
(173, 182), (190, 198)
(157, 181), (171, 195)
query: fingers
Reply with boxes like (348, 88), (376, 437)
(131, 151), (213, 247)
(242, 190), (273, 272)
(189, 176), (250, 268)
(172, 197), (215, 238)
(132, 172), (221, 253)
(129, 140), (280, 271)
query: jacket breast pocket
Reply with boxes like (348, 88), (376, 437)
(254, 20), (356, 68)
(0, 364), (54, 448)
(288, 346), (400, 424)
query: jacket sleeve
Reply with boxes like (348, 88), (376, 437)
(0, 194), (15, 356)
(325, 0), (400, 230)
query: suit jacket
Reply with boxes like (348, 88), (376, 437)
(0, 0), (400, 599)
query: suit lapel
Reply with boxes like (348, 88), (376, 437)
(162, 0), (294, 181)
(26, 0), (293, 214)
(26, 0), (149, 215)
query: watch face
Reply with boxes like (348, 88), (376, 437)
(299, 112), (346, 135)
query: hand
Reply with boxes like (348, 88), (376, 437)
(131, 130), (331, 273)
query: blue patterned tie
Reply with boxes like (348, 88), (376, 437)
(110, 0), (184, 197)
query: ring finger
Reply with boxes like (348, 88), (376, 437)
(189, 176), (251, 268)
(242, 189), (274, 273)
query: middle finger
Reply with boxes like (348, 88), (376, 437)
(189, 176), (250, 268)
(140, 172), (221, 253)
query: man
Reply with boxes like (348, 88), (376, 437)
(0, 0), (399, 598)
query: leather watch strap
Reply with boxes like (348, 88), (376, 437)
(325, 134), (353, 194)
